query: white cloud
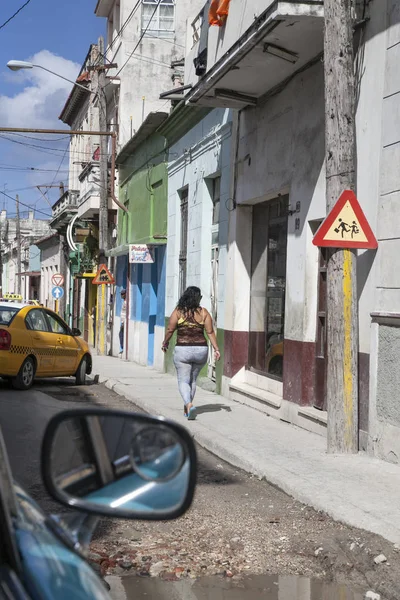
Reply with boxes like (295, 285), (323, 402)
(0, 50), (81, 129)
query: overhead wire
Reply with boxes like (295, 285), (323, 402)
(103, 0), (141, 58)
(0, 0), (32, 31)
(9, 132), (70, 142)
(2, 184), (60, 194)
(49, 144), (69, 186)
(0, 189), (52, 218)
(105, 0), (164, 89)
(0, 165), (69, 173)
(0, 134), (96, 157)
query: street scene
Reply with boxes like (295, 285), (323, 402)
(1, 0), (400, 599)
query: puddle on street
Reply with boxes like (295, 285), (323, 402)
(106, 574), (364, 600)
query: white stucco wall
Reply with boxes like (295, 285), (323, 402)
(226, 60), (325, 346)
(101, 0), (205, 147)
(368, 0), (400, 462)
(165, 109), (232, 333)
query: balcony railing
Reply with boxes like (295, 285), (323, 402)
(78, 162), (101, 206)
(52, 190), (79, 218)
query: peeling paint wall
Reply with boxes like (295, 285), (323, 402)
(165, 108), (233, 391)
(227, 60), (325, 348)
(101, 0), (205, 148)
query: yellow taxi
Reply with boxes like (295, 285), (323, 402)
(0, 301), (92, 390)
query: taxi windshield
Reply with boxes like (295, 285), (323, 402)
(0, 306), (20, 326)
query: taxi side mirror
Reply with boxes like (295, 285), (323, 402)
(71, 328), (81, 336)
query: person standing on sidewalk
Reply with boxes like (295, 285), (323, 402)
(119, 289), (126, 356)
(162, 286), (220, 420)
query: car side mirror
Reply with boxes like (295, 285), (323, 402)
(71, 328), (81, 336)
(41, 409), (197, 520)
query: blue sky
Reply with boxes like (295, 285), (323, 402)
(0, 0), (105, 219)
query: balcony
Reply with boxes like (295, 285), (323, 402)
(78, 161), (115, 220)
(50, 190), (79, 231)
(186, 0), (324, 109)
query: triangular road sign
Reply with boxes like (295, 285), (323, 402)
(92, 264), (116, 285)
(313, 190), (378, 249)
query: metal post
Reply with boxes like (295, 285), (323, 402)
(15, 195), (21, 296)
(0, 217), (3, 296)
(324, 0), (358, 453)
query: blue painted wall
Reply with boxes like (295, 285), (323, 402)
(124, 246), (166, 366)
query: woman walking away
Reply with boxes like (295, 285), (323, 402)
(162, 287), (220, 420)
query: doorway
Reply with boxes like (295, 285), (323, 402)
(248, 196), (289, 380)
(314, 246), (328, 410)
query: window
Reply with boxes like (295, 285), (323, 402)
(46, 312), (69, 335)
(191, 12), (202, 47)
(26, 309), (49, 332)
(0, 307), (20, 326)
(179, 188), (188, 296)
(142, 0), (175, 36)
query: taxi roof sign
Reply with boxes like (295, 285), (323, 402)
(313, 190), (378, 249)
(92, 264), (115, 285)
(3, 293), (23, 300)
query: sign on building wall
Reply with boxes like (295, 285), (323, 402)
(129, 245), (154, 264)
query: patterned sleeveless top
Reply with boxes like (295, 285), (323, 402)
(176, 309), (208, 347)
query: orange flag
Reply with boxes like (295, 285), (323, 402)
(209, 0), (220, 26)
(217, 0), (231, 19)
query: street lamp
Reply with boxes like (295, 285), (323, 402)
(6, 60), (92, 93)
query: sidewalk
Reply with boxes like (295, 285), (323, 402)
(92, 355), (400, 545)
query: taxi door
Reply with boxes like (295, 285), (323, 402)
(25, 308), (55, 375)
(44, 311), (80, 375)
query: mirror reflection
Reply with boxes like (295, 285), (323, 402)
(49, 415), (190, 516)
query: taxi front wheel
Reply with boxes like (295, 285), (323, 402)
(75, 356), (88, 386)
(12, 356), (36, 391)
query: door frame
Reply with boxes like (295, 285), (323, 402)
(247, 195), (289, 381)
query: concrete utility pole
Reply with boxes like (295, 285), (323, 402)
(15, 195), (21, 296)
(94, 37), (109, 356)
(0, 219), (3, 296)
(97, 38), (109, 255)
(324, 0), (358, 452)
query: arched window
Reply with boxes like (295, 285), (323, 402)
(142, 0), (175, 37)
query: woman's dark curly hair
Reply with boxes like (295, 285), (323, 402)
(177, 286), (202, 316)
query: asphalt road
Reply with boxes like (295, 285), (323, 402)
(0, 377), (120, 512)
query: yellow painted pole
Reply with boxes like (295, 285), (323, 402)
(55, 299), (59, 315)
(97, 284), (106, 355)
(342, 249), (353, 449)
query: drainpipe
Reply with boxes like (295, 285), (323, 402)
(125, 263), (130, 361)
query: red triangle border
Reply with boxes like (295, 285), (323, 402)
(92, 263), (116, 285)
(312, 190), (378, 249)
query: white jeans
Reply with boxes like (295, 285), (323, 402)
(173, 346), (208, 406)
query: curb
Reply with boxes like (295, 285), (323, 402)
(97, 374), (400, 544)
